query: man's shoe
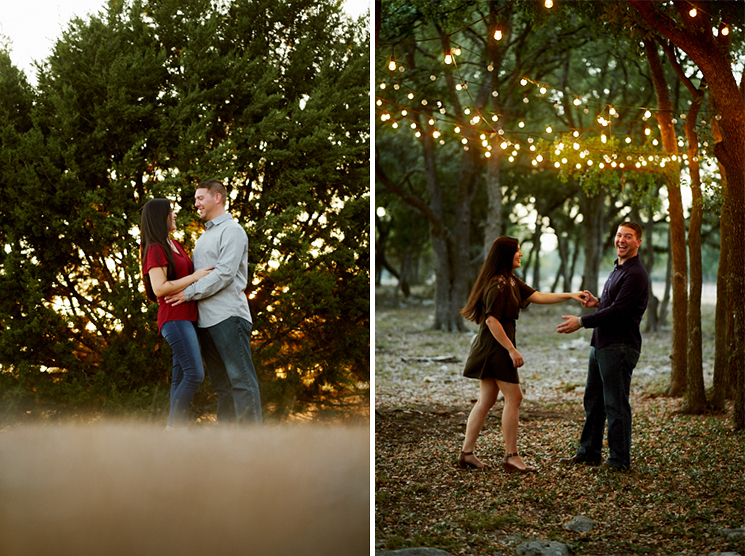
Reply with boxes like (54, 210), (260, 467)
(559, 455), (602, 466)
(602, 462), (629, 472)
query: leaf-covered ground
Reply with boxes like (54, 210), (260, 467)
(375, 292), (744, 555)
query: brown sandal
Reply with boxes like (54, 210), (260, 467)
(503, 452), (537, 473)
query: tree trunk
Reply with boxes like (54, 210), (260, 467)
(484, 146), (504, 254)
(580, 190), (604, 297)
(643, 37), (688, 397)
(643, 208), (660, 333)
(682, 95), (706, 413)
(711, 195), (731, 410)
(530, 217), (543, 290)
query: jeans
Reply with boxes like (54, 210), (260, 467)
(576, 344), (640, 468)
(198, 316), (262, 425)
(161, 320), (205, 427)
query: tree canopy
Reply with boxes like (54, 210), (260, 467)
(0, 0), (370, 422)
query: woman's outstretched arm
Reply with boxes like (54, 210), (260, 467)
(527, 291), (586, 305)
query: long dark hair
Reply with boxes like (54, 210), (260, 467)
(460, 236), (519, 324)
(140, 198), (176, 302)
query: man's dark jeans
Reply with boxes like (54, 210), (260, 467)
(198, 317), (262, 425)
(576, 344), (640, 469)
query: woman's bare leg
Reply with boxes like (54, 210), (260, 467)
(460, 379), (500, 467)
(496, 380), (529, 469)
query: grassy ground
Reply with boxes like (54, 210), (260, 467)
(375, 289), (744, 555)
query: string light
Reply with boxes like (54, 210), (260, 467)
(722, 26), (730, 36)
(545, 0), (553, 8)
(494, 29), (503, 41)
(689, 7), (697, 17)
(388, 57), (396, 71)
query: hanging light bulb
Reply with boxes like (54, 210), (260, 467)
(444, 52), (453, 65)
(539, 86), (547, 94)
(722, 26), (730, 36)
(573, 97), (581, 106)
(388, 57), (396, 71)
(546, 125), (553, 133)
(545, 0), (553, 8)
(494, 29), (503, 41)
(689, 7), (697, 17)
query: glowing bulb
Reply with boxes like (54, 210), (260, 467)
(520, 78), (528, 86)
(410, 123), (416, 129)
(644, 110), (652, 119)
(401, 110), (407, 116)
(454, 126), (460, 133)
(408, 93), (414, 99)
(492, 115), (499, 122)
(545, 0), (553, 7)
(485, 151), (492, 158)
(494, 29), (503, 41)
(462, 138), (468, 145)
(722, 26), (730, 36)
(645, 128), (651, 136)
(519, 121), (525, 128)
(539, 86), (547, 95)
(625, 136), (632, 144)
(388, 58), (396, 71)
(380, 83), (386, 89)
(689, 8), (697, 17)
(573, 98), (581, 106)
(444, 53), (453, 65)
(546, 126), (552, 133)
(601, 134), (607, 143)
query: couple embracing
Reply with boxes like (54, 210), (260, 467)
(140, 179), (262, 429)
(458, 223), (649, 473)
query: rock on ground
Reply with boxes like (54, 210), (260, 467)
(516, 539), (570, 556)
(563, 515), (596, 532)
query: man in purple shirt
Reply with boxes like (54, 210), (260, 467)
(556, 222), (649, 470)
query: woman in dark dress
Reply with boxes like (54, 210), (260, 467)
(458, 236), (585, 472)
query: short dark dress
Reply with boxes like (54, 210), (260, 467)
(463, 274), (536, 383)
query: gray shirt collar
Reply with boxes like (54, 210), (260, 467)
(205, 213), (232, 230)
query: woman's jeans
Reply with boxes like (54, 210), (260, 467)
(577, 344), (640, 469)
(197, 317), (262, 425)
(161, 320), (205, 427)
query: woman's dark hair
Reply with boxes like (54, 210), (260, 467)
(140, 198), (176, 302)
(460, 236), (519, 324)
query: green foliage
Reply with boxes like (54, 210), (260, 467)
(0, 0), (369, 422)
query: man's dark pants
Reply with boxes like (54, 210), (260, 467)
(576, 343), (640, 469)
(198, 316), (262, 425)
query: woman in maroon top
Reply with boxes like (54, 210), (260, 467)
(140, 199), (213, 429)
(459, 236), (585, 472)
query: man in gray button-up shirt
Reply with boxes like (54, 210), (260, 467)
(166, 179), (261, 424)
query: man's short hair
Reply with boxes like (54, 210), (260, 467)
(197, 179), (227, 206)
(618, 221), (643, 240)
